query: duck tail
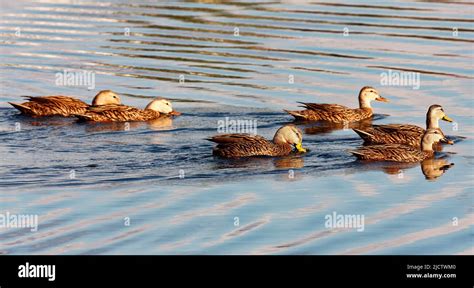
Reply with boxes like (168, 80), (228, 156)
(284, 109), (305, 119)
(352, 128), (373, 139)
(73, 114), (93, 122)
(9, 102), (32, 114)
(348, 150), (365, 157)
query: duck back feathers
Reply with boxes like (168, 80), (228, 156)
(74, 105), (162, 122)
(350, 144), (432, 162)
(208, 134), (293, 158)
(9, 96), (89, 117)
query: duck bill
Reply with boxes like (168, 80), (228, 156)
(168, 110), (181, 116)
(441, 137), (454, 145)
(442, 115), (453, 122)
(376, 96), (389, 103)
(295, 142), (307, 153)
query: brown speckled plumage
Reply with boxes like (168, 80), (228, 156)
(352, 105), (451, 147)
(9, 96), (89, 117)
(208, 134), (293, 158)
(286, 103), (373, 123)
(75, 105), (163, 122)
(353, 124), (426, 147)
(350, 144), (434, 163)
(208, 125), (305, 158)
(285, 86), (387, 123)
(9, 90), (121, 117)
(350, 128), (450, 163)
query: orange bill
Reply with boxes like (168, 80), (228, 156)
(376, 96), (389, 102)
(169, 111), (181, 116)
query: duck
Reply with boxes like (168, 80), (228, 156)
(352, 104), (453, 147)
(8, 90), (121, 117)
(350, 128), (453, 163)
(285, 86), (388, 123)
(74, 98), (180, 122)
(208, 124), (307, 158)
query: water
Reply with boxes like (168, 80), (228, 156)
(0, 0), (472, 255)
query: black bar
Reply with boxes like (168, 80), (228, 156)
(0, 255), (471, 286)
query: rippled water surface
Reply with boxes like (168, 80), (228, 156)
(0, 0), (473, 254)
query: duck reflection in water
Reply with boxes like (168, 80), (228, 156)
(273, 155), (305, 169)
(421, 157), (454, 180)
(301, 117), (375, 135)
(211, 154), (305, 171)
(351, 156), (454, 181)
(83, 121), (141, 133)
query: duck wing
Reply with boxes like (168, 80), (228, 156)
(76, 104), (143, 122)
(353, 124), (426, 147)
(24, 96), (87, 107)
(372, 124), (424, 135)
(208, 134), (286, 157)
(299, 102), (351, 113)
(86, 104), (129, 113)
(11, 96), (88, 116)
(207, 134), (268, 144)
(296, 102), (370, 123)
(350, 144), (424, 162)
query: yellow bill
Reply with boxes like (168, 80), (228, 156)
(295, 142), (307, 153)
(442, 115), (453, 122)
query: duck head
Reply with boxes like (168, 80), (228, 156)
(426, 104), (453, 129)
(358, 86), (388, 108)
(145, 98), (181, 116)
(421, 128), (453, 151)
(92, 90), (121, 106)
(273, 124), (307, 153)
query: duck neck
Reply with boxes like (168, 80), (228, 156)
(359, 97), (372, 109)
(272, 133), (286, 145)
(421, 140), (435, 152)
(426, 114), (439, 129)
